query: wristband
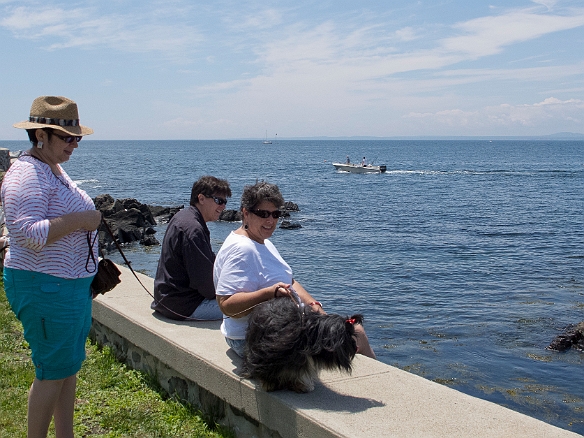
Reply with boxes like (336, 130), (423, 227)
(308, 301), (322, 309)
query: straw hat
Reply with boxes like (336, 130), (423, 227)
(13, 96), (93, 136)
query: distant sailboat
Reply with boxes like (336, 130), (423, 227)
(263, 130), (272, 144)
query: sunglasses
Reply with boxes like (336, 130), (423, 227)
(206, 195), (228, 206)
(250, 209), (283, 219)
(53, 133), (83, 143)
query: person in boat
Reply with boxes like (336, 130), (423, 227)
(214, 181), (376, 359)
(346, 155), (350, 164)
(2, 95), (101, 438)
(152, 175), (231, 320)
(361, 156), (366, 166)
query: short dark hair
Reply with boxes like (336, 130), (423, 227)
(240, 181), (284, 211)
(190, 176), (231, 206)
(26, 128), (53, 146)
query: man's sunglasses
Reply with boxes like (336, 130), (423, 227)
(206, 195), (228, 206)
(250, 209), (283, 219)
(53, 133), (83, 143)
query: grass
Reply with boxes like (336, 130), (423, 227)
(0, 281), (234, 438)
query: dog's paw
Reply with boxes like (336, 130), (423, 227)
(290, 375), (315, 393)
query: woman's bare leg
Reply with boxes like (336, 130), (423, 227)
(53, 375), (76, 438)
(354, 324), (376, 359)
(28, 378), (63, 438)
(27, 374), (76, 438)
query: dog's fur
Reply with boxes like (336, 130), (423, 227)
(242, 297), (363, 393)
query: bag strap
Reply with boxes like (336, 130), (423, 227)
(85, 230), (99, 273)
(100, 217), (223, 321)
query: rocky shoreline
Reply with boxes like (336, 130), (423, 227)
(93, 194), (302, 251)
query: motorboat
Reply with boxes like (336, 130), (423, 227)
(332, 162), (386, 173)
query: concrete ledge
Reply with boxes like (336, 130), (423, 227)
(91, 265), (579, 437)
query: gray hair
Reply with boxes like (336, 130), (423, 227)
(240, 182), (284, 211)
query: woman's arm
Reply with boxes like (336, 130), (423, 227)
(46, 210), (102, 245)
(217, 279), (325, 317)
(217, 281), (291, 318)
(3, 162), (101, 249)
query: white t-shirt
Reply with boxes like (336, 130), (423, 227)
(214, 231), (292, 339)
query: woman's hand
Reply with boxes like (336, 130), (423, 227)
(273, 283), (292, 298)
(79, 210), (102, 231)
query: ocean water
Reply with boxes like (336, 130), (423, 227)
(2, 139), (583, 433)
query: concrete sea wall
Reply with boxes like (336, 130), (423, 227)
(91, 265), (580, 437)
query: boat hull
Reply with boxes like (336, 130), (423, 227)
(332, 163), (386, 173)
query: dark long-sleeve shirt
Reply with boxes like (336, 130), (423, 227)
(152, 206), (215, 320)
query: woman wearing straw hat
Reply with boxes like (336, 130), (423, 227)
(2, 96), (101, 438)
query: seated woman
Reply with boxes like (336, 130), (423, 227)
(214, 181), (375, 359)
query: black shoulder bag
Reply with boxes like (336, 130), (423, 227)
(89, 218), (122, 298)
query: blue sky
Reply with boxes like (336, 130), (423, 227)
(1, 0), (583, 139)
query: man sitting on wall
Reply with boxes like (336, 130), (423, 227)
(152, 175), (231, 320)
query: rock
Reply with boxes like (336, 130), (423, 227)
(279, 220), (302, 229)
(94, 194), (122, 217)
(284, 201), (300, 212)
(0, 148), (11, 171)
(101, 208), (145, 245)
(148, 205), (168, 216)
(110, 207), (147, 229)
(149, 205), (184, 224)
(119, 198), (141, 210)
(138, 204), (156, 226)
(547, 322), (584, 351)
(140, 234), (160, 246)
(144, 227), (156, 235)
(220, 210), (241, 221)
(93, 194), (167, 250)
(547, 334), (574, 352)
(116, 198), (156, 226)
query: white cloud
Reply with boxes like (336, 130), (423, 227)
(405, 97), (583, 131)
(228, 8), (283, 30)
(436, 62), (584, 85)
(531, 0), (558, 11)
(440, 9), (584, 58)
(394, 26), (420, 42)
(194, 6), (584, 106)
(405, 109), (479, 127)
(0, 5), (204, 59)
(533, 97), (582, 106)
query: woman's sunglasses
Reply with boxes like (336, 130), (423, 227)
(53, 133), (83, 143)
(250, 209), (283, 219)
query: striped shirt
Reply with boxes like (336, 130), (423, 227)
(1, 155), (98, 279)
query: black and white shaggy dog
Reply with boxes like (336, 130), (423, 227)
(242, 297), (363, 393)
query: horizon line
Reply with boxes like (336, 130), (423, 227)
(1, 133), (584, 142)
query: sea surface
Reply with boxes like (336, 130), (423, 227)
(2, 139), (584, 433)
